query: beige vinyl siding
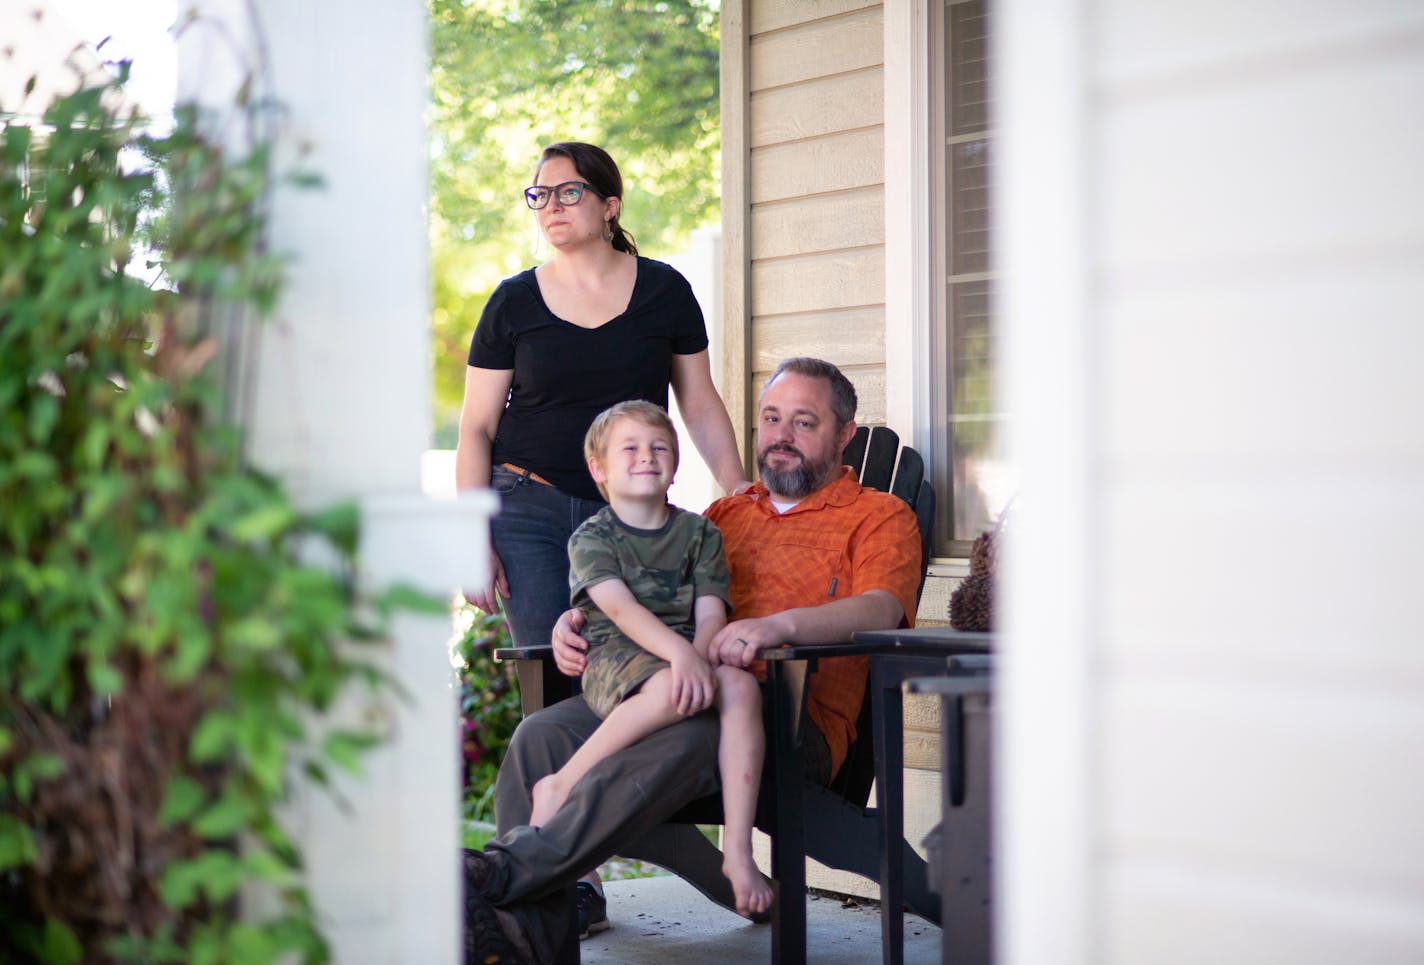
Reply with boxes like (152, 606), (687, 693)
(750, 129), (884, 203)
(750, 249), (885, 316)
(751, 186), (884, 257)
(749, 0), (880, 37)
(751, 306), (886, 372)
(750, 70), (884, 143)
(731, 0), (888, 446)
(749, 6), (884, 89)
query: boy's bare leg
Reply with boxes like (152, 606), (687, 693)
(530, 669), (683, 827)
(713, 664), (773, 918)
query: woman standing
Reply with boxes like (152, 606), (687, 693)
(457, 142), (748, 652)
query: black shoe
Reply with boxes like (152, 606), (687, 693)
(462, 847), (497, 891)
(462, 849), (531, 965)
(463, 883), (531, 965)
(576, 881), (610, 939)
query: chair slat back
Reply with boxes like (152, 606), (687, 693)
(889, 445), (924, 506)
(859, 426), (900, 491)
(842, 425), (869, 477)
(913, 479), (935, 600)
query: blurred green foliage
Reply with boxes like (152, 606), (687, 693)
(452, 605), (522, 826)
(428, 0), (722, 443)
(0, 69), (396, 962)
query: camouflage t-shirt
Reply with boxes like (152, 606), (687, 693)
(569, 505), (731, 719)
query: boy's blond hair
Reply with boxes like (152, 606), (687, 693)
(583, 400), (681, 501)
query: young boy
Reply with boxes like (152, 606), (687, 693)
(526, 400), (772, 919)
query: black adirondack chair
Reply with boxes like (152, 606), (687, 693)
(496, 425), (938, 964)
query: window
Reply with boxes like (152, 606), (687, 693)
(930, 0), (1011, 557)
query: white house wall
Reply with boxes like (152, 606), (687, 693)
(1000, 1), (1424, 963)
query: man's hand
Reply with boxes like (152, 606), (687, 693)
(707, 615), (794, 668)
(707, 591), (906, 667)
(669, 650), (716, 716)
(551, 609), (590, 677)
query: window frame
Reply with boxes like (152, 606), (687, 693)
(937, 0), (1002, 560)
(886, 0), (1005, 561)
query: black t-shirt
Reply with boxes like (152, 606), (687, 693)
(467, 257), (709, 501)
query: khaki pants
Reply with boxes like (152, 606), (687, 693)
(481, 696), (720, 958)
(480, 690), (834, 961)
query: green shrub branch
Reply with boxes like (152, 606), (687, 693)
(1, 68), (390, 964)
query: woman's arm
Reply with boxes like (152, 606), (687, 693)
(456, 365), (514, 611)
(455, 365), (513, 492)
(670, 350), (752, 495)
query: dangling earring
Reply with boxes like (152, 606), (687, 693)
(602, 219), (614, 243)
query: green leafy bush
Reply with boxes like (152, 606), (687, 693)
(1, 69), (390, 962)
(451, 606), (521, 828)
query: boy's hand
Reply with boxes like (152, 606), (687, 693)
(668, 649), (716, 716)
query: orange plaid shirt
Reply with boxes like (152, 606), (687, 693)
(705, 468), (921, 778)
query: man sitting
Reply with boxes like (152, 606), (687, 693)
(463, 357), (922, 964)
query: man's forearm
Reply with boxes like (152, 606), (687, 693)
(710, 589), (905, 666)
(773, 588), (904, 645)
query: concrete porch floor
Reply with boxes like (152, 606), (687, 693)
(579, 875), (942, 963)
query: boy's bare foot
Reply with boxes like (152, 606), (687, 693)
(529, 775), (569, 828)
(723, 851), (773, 919)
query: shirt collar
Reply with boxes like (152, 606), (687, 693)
(744, 466), (861, 515)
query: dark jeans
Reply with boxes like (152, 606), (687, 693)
(489, 465), (604, 650)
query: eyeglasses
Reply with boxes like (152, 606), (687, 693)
(523, 180), (601, 210)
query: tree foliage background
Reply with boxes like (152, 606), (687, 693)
(428, 0), (721, 443)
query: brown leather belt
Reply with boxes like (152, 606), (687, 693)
(498, 462), (555, 487)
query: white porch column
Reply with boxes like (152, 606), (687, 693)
(178, 4), (483, 962)
(999, 2), (1424, 963)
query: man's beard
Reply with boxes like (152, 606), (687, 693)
(756, 444), (838, 499)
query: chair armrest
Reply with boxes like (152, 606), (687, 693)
(492, 645), (573, 716)
(904, 674), (994, 697)
(946, 654), (994, 675)
(755, 628), (993, 663)
(850, 627), (995, 652)
(755, 640), (871, 661)
(493, 644), (554, 663)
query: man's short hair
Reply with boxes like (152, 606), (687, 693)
(583, 400), (681, 498)
(762, 357), (858, 430)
